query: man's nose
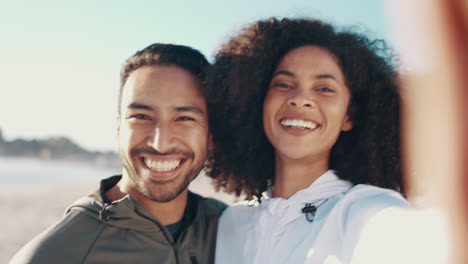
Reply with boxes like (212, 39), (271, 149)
(148, 125), (175, 154)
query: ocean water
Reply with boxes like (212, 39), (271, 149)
(0, 157), (120, 184)
(0, 157), (234, 263)
(0, 157), (235, 203)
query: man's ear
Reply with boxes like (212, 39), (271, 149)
(341, 115), (353, 131)
(115, 115), (121, 140)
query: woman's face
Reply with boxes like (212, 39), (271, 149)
(263, 45), (352, 166)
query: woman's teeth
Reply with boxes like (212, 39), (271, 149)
(281, 119), (318, 129)
(143, 159), (182, 172)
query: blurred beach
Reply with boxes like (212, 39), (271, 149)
(0, 157), (236, 263)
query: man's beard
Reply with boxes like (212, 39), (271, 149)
(119, 147), (204, 203)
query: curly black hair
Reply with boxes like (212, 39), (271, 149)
(206, 18), (403, 199)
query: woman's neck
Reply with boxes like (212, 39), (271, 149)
(272, 155), (329, 199)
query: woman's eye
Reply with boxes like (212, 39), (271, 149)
(316, 87), (334, 93)
(273, 82), (293, 89)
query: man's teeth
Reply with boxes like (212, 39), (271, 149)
(144, 159), (181, 172)
(281, 119), (318, 129)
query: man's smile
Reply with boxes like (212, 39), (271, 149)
(142, 157), (183, 172)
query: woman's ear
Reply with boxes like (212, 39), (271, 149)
(341, 115), (353, 131)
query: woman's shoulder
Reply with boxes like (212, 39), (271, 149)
(217, 200), (260, 242)
(220, 200), (259, 222)
(343, 184), (408, 208)
(333, 184), (410, 238)
(339, 184), (409, 221)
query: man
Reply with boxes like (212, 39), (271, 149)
(10, 43), (226, 264)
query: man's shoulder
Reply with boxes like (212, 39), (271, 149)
(189, 192), (228, 217)
(10, 210), (103, 264)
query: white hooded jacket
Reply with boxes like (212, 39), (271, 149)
(215, 170), (411, 264)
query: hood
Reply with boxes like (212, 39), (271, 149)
(65, 175), (166, 232)
(65, 175), (226, 233)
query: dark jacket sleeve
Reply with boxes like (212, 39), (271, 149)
(9, 211), (104, 264)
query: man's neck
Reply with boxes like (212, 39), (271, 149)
(105, 177), (188, 226)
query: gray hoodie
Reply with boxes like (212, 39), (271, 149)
(10, 175), (227, 264)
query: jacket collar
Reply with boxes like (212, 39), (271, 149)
(259, 170), (352, 226)
(67, 175), (201, 234)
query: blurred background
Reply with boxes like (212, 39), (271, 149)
(0, 0), (395, 262)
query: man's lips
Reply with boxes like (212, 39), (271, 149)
(132, 147), (193, 174)
(142, 157), (183, 172)
(132, 147), (193, 158)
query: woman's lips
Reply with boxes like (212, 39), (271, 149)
(280, 118), (319, 130)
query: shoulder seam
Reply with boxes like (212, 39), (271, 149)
(80, 222), (106, 263)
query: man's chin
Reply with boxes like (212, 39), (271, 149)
(139, 177), (190, 203)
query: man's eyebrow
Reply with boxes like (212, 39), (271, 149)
(128, 102), (154, 111)
(272, 70), (295, 77)
(173, 106), (205, 114)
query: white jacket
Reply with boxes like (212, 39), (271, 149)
(215, 170), (430, 264)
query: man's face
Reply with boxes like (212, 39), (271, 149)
(117, 65), (211, 203)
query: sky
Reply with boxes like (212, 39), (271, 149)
(0, 0), (390, 152)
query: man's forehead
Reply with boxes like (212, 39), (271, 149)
(124, 101), (206, 114)
(125, 65), (201, 88)
(120, 66), (206, 109)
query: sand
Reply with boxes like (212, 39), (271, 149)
(1, 174), (238, 263)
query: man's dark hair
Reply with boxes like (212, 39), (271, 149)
(118, 43), (210, 113)
(206, 18), (403, 199)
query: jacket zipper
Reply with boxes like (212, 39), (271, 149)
(190, 256), (198, 264)
(134, 210), (180, 264)
(173, 245), (180, 264)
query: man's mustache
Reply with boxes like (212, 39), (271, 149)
(131, 147), (193, 159)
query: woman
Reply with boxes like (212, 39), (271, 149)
(207, 18), (408, 263)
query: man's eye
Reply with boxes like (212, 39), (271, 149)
(131, 114), (151, 120)
(176, 116), (195, 121)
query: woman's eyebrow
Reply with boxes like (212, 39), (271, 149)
(273, 71), (339, 82)
(272, 70), (295, 77)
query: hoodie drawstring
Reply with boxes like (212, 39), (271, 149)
(99, 203), (112, 221)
